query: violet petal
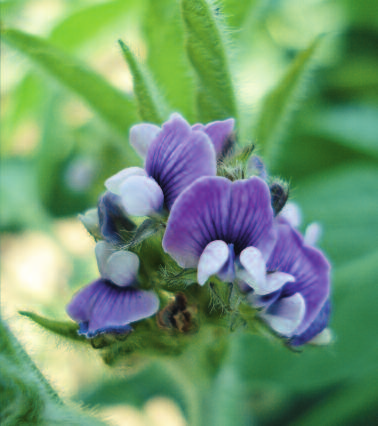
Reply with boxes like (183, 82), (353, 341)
(67, 280), (159, 338)
(193, 118), (235, 157)
(145, 114), (216, 210)
(267, 221), (330, 335)
(163, 176), (276, 268)
(98, 191), (135, 244)
(290, 299), (331, 346)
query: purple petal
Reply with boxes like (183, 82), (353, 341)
(267, 220), (330, 335)
(98, 191), (135, 244)
(66, 280), (159, 338)
(247, 288), (283, 308)
(262, 292), (306, 337)
(197, 240), (230, 285)
(120, 176), (164, 216)
(226, 177), (276, 258)
(163, 176), (276, 268)
(129, 123), (161, 159)
(193, 118), (235, 157)
(290, 299), (331, 346)
(145, 114), (216, 210)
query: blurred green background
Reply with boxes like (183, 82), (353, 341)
(1, 0), (377, 425)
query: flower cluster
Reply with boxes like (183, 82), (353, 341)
(67, 113), (331, 346)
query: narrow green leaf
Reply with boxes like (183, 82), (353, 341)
(293, 373), (378, 426)
(2, 28), (138, 136)
(50, 0), (142, 51)
(143, 0), (195, 120)
(254, 37), (321, 165)
(19, 311), (87, 343)
(181, 0), (237, 122)
(118, 39), (165, 124)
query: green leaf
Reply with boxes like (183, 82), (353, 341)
(295, 163), (378, 266)
(19, 311), (87, 343)
(305, 105), (378, 159)
(254, 37), (321, 166)
(143, 0), (195, 120)
(49, 0), (143, 51)
(2, 28), (138, 136)
(292, 373), (378, 426)
(181, 0), (237, 122)
(118, 39), (165, 124)
(0, 319), (106, 425)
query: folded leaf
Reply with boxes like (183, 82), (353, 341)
(254, 37), (321, 166)
(181, 0), (237, 122)
(144, 0), (195, 120)
(119, 40), (165, 124)
(19, 311), (87, 343)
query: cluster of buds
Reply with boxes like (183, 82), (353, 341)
(68, 113), (331, 348)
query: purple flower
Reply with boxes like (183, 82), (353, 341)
(66, 242), (159, 338)
(191, 117), (235, 158)
(105, 113), (223, 217)
(163, 176), (287, 295)
(249, 218), (330, 343)
(98, 191), (136, 245)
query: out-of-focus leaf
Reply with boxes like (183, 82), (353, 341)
(254, 37), (321, 166)
(207, 365), (252, 426)
(143, 0), (195, 120)
(181, 0), (237, 122)
(79, 361), (195, 423)
(228, 249), (378, 391)
(2, 28), (138, 137)
(0, 159), (47, 230)
(50, 0), (143, 51)
(305, 105), (378, 159)
(292, 373), (378, 426)
(295, 163), (378, 265)
(118, 40), (165, 124)
(19, 311), (87, 343)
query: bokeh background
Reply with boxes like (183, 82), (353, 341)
(1, 0), (377, 425)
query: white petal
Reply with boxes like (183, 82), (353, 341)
(130, 124), (161, 158)
(280, 202), (302, 228)
(197, 240), (230, 285)
(120, 176), (164, 217)
(238, 247), (267, 292)
(304, 222), (322, 246)
(265, 272), (295, 294)
(309, 328), (333, 346)
(262, 293), (306, 337)
(105, 167), (147, 195)
(104, 251), (140, 287)
(95, 241), (116, 277)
